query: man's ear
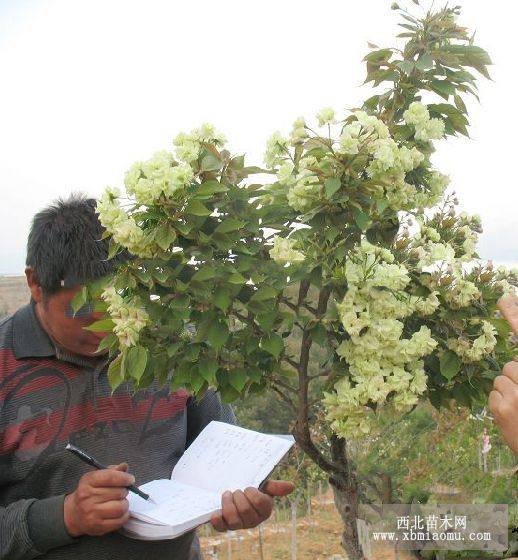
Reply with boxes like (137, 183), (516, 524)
(25, 267), (44, 303)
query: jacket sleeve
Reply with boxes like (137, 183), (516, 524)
(185, 389), (236, 448)
(0, 495), (75, 559)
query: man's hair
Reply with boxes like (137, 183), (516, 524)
(26, 193), (122, 295)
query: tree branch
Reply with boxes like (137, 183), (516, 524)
(270, 385), (296, 411)
(283, 356), (300, 370)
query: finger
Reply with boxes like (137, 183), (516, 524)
(232, 490), (262, 528)
(210, 514), (229, 533)
(89, 486), (129, 501)
(494, 374), (515, 396)
(244, 487), (274, 519)
(260, 480), (295, 497)
(107, 463), (129, 472)
(100, 511), (131, 532)
(221, 491), (243, 530)
(489, 390), (503, 416)
(88, 469), (135, 488)
(502, 362), (518, 384)
(96, 498), (129, 519)
(497, 295), (518, 335)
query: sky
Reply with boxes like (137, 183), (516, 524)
(0, 0), (516, 274)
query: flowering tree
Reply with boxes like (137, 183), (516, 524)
(78, 2), (518, 558)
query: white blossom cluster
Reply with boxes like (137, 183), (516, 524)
(173, 123), (227, 163)
(447, 320), (497, 362)
(264, 103), (449, 215)
(124, 151), (194, 206)
(101, 287), (149, 348)
(96, 188), (152, 257)
(269, 236), (305, 265)
(403, 101), (446, 142)
(323, 240), (439, 438)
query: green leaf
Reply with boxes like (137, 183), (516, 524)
(208, 321), (229, 352)
(488, 317), (511, 339)
(125, 345), (148, 381)
(454, 94), (467, 114)
(201, 154), (222, 172)
(107, 354), (124, 391)
(107, 239), (121, 260)
(229, 368), (247, 392)
(260, 333), (283, 358)
(256, 312), (276, 331)
(228, 272), (247, 284)
(352, 207), (370, 231)
(196, 180), (229, 196)
(191, 266), (216, 282)
(219, 384), (240, 404)
(96, 332), (117, 354)
(214, 287), (232, 312)
(170, 362), (192, 391)
(84, 318), (115, 332)
(365, 70), (399, 86)
(71, 286), (88, 315)
(363, 48), (393, 63)
(415, 53), (433, 71)
(440, 350), (462, 381)
(185, 200), (211, 216)
(166, 342), (182, 358)
(215, 218), (246, 234)
(429, 79), (456, 99)
(154, 226), (176, 251)
(324, 177), (341, 199)
(199, 358), (218, 384)
(396, 60), (415, 76)
(250, 285), (278, 302)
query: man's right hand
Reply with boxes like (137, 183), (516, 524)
(63, 463), (133, 537)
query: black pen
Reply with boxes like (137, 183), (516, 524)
(65, 443), (155, 503)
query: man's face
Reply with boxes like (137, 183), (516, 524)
(26, 269), (109, 357)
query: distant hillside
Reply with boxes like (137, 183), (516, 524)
(0, 276), (29, 318)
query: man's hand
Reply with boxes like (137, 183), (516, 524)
(64, 463), (133, 537)
(489, 362), (518, 456)
(210, 480), (295, 532)
(497, 294), (518, 336)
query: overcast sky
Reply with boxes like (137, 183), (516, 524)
(0, 0), (516, 274)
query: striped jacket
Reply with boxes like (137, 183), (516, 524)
(0, 299), (235, 559)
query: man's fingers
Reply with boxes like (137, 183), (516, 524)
(502, 362), (518, 384)
(497, 295), (518, 336)
(89, 487), (129, 501)
(210, 514), (229, 533)
(260, 480), (295, 497)
(100, 511), (131, 532)
(244, 487), (273, 519)
(232, 490), (262, 528)
(96, 499), (129, 519)
(88, 469), (135, 488)
(107, 463), (129, 472)
(494, 374), (516, 396)
(488, 390), (504, 418)
(221, 491), (243, 530)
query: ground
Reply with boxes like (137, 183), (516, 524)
(0, 275), (29, 316)
(199, 492), (417, 560)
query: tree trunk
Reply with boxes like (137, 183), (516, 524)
(330, 476), (364, 560)
(290, 497), (298, 560)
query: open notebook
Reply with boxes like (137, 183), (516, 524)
(121, 421), (295, 540)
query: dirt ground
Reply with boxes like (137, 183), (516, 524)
(199, 497), (416, 560)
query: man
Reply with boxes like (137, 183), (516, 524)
(0, 195), (294, 559)
(489, 295), (518, 456)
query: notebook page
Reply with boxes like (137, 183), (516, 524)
(128, 479), (220, 526)
(171, 421), (294, 495)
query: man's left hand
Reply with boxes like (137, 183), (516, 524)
(210, 480), (295, 532)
